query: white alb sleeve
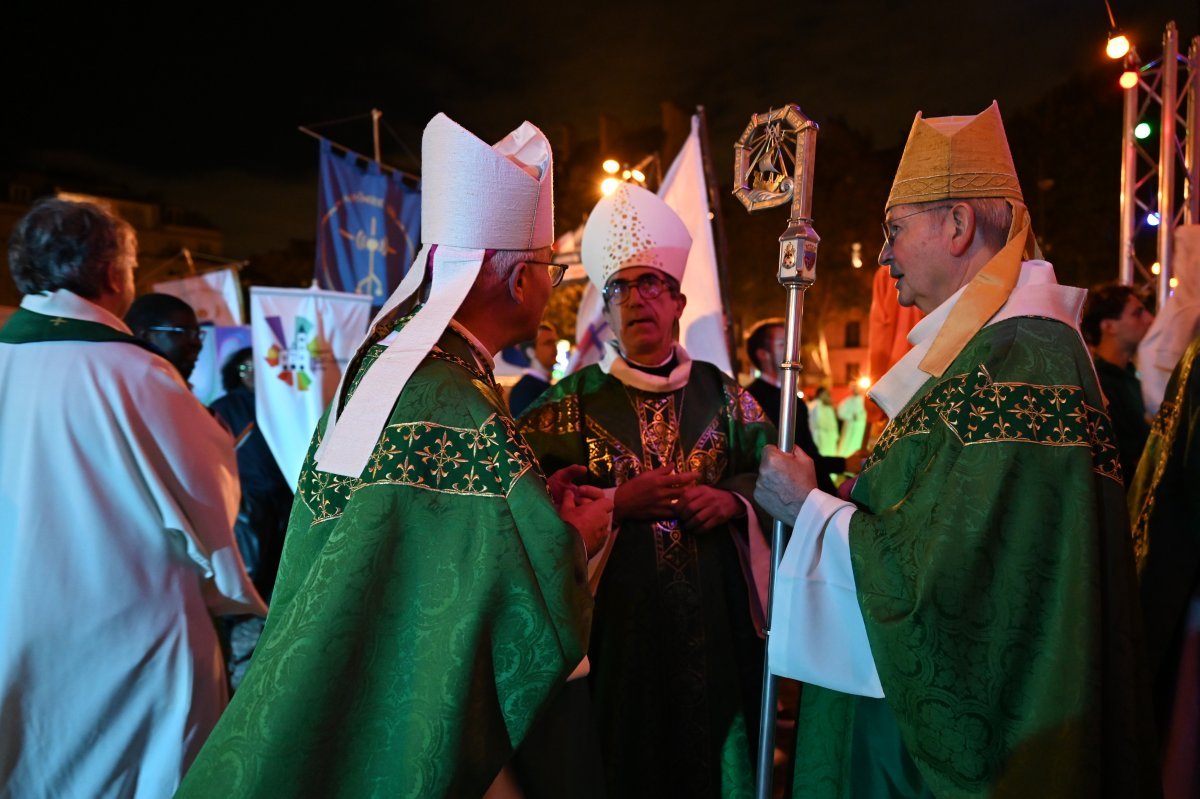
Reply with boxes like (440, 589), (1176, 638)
(766, 489), (884, 698)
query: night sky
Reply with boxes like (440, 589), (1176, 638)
(5, 0), (1196, 257)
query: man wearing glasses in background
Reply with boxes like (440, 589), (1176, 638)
(520, 183), (774, 798)
(757, 102), (1160, 797)
(125, 292), (206, 382)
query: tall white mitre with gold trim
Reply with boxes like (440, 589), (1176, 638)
(315, 112), (554, 477)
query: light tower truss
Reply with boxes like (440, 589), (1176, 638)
(1119, 21), (1200, 308)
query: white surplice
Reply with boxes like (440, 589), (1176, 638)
(0, 290), (266, 799)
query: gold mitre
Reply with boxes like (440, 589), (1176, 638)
(886, 101), (1022, 212)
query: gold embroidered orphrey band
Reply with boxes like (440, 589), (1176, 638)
(1130, 340), (1198, 561)
(863, 364), (1122, 484)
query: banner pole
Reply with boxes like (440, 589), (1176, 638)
(372, 108), (383, 165)
(697, 105), (739, 375)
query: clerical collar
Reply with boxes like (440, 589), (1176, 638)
(625, 351), (678, 378)
(599, 340), (693, 393)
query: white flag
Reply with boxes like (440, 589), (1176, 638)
(659, 115), (731, 375)
(568, 115), (731, 375)
(154, 267), (244, 325)
(250, 286), (372, 487)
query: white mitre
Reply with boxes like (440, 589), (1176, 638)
(582, 182), (691, 290)
(315, 112), (554, 477)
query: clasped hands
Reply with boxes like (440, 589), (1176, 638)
(614, 465), (742, 533)
(548, 465), (612, 557)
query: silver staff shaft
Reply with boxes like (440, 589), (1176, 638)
(755, 280), (810, 799)
(753, 117), (819, 799)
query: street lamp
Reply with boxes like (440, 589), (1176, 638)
(1107, 33), (1131, 59)
(1103, 0), (1129, 59)
(598, 155), (656, 196)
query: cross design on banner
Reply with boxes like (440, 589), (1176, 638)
(339, 216), (395, 298)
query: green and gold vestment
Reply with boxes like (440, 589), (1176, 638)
(1130, 334), (1200, 736)
(519, 355), (774, 799)
(177, 321), (592, 798)
(792, 316), (1160, 798)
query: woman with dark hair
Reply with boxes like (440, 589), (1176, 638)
(209, 347), (293, 688)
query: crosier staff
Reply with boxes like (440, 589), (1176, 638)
(732, 104), (819, 799)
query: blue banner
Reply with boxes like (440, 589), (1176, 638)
(315, 139), (420, 304)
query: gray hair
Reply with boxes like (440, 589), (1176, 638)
(966, 198), (1013, 252)
(481, 247), (552, 284)
(908, 198), (1012, 253)
(8, 198), (134, 298)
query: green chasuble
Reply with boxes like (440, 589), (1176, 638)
(0, 306), (157, 352)
(793, 317), (1160, 798)
(177, 319), (592, 798)
(1130, 334), (1200, 734)
(519, 359), (774, 799)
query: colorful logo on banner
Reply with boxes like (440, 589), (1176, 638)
(316, 139), (421, 303)
(263, 315), (332, 391)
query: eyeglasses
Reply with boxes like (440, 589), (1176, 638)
(145, 325), (205, 343)
(603, 274), (674, 305)
(238, 363), (254, 374)
(881, 204), (953, 248)
(525, 260), (567, 287)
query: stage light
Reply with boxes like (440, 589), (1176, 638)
(856, 376), (871, 390)
(602, 159), (620, 174)
(1147, 212), (1161, 227)
(600, 177), (621, 196)
(1170, 277), (1179, 288)
(1106, 33), (1130, 59)
(1151, 262), (1161, 275)
(630, 169), (646, 183)
(1135, 122), (1151, 139)
(621, 170), (631, 180)
(1119, 71), (1138, 89)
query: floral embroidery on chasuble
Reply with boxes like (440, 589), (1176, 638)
(298, 339), (542, 528)
(864, 361), (1123, 485)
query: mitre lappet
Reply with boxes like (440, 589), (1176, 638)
(316, 112), (554, 477)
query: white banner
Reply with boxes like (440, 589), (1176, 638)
(154, 267), (244, 326)
(250, 286), (372, 487)
(568, 114), (731, 375)
(659, 115), (731, 375)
